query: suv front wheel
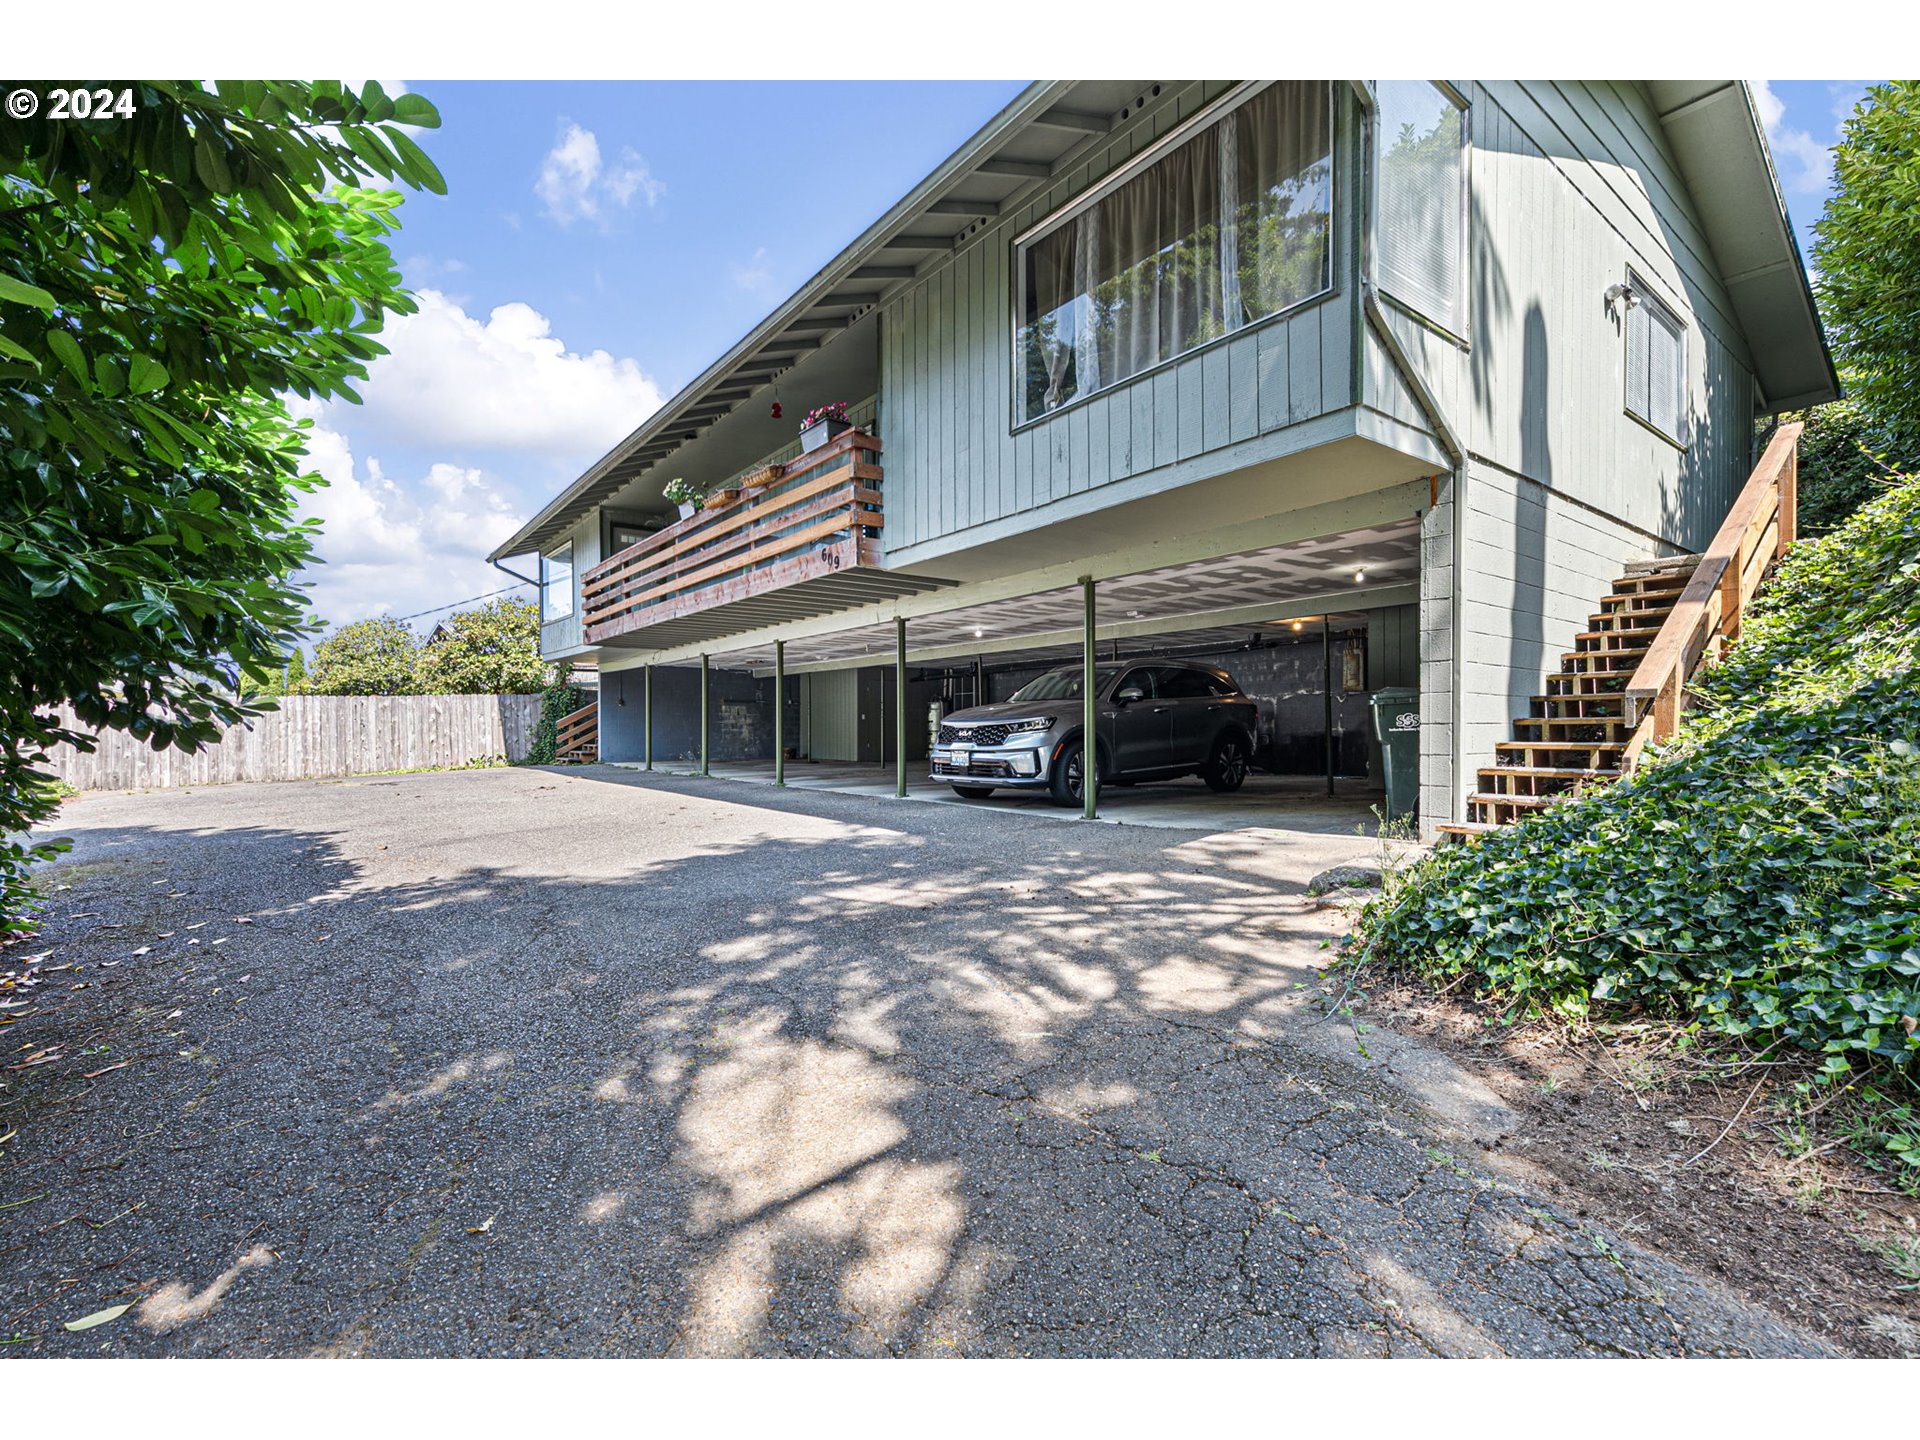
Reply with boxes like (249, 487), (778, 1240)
(1047, 738), (1100, 808)
(1202, 732), (1250, 793)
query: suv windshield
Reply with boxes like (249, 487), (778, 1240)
(1007, 667), (1119, 703)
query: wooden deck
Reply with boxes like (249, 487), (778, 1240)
(581, 430), (952, 650)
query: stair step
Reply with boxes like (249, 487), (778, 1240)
(1572, 630), (1656, 646)
(1435, 821), (1498, 840)
(1531, 694), (1625, 709)
(1496, 743), (1626, 763)
(1562, 650), (1649, 671)
(1601, 587), (1685, 608)
(1622, 552), (1702, 577)
(1514, 716), (1632, 732)
(1479, 765), (1620, 779)
(1468, 791), (1564, 809)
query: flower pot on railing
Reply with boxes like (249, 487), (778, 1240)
(703, 488), (741, 512)
(676, 502), (697, 520)
(798, 402), (853, 455)
(799, 417), (851, 454)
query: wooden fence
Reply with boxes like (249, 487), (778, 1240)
(43, 694), (546, 791)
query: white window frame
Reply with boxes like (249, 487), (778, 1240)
(1622, 268), (1689, 449)
(1008, 80), (1338, 431)
(1369, 79), (1472, 346)
(541, 542), (574, 622)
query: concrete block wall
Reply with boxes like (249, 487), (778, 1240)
(598, 666), (799, 766)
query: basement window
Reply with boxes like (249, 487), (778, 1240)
(541, 543), (574, 622)
(1624, 274), (1687, 445)
(1013, 81), (1334, 425)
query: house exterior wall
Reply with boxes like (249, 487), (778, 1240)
(1379, 81), (1765, 827)
(559, 79), (1789, 840)
(877, 81), (1362, 566)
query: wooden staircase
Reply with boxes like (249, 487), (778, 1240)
(1436, 556), (1698, 839)
(1437, 423), (1802, 842)
(555, 701), (599, 763)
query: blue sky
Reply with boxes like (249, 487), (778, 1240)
(293, 79), (1872, 631)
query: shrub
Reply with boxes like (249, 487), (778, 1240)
(1358, 465), (1920, 1116)
(521, 683), (585, 765)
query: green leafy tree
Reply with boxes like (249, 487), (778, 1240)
(1781, 398), (1918, 534)
(1814, 82), (1920, 438)
(299, 616), (421, 696)
(413, 597), (553, 695)
(284, 645), (307, 692)
(0, 80), (444, 929)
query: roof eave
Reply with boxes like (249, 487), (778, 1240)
(489, 80), (1076, 563)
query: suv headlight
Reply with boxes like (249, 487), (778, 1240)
(1003, 717), (1054, 734)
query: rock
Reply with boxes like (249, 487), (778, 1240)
(1306, 864), (1384, 896)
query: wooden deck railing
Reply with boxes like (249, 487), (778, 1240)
(1619, 421), (1802, 770)
(581, 429), (884, 645)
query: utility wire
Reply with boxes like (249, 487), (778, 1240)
(387, 580), (534, 624)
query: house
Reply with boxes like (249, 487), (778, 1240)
(490, 80), (1835, 839)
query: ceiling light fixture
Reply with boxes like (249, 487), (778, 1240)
(1353, 568), (1367, 585)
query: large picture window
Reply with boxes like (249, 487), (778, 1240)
(1014, 82), (1334, 425)
(1374, 80), (1467, 337)
(541, 543), (574, 622)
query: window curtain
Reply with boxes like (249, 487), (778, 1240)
(1017, 82), (1332, 423)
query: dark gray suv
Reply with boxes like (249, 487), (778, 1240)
(931, 660), (1258, 806)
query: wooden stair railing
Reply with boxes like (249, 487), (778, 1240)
(555, 701), (599, 763)
(1618, 421), (1801, 772)
(1435, 421), (1802, 841)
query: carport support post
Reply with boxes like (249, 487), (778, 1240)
(773, 640), (786, 787)
(643, 665), (653, 771)
(1082, 576), (1098, 820)
(894, 618), (907, 799)
(700, 653), (710, 777)
(1323, 618), (1335, 798)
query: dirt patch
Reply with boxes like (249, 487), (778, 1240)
(1346, 965), (1920, 1358)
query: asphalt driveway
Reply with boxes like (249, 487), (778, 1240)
(2, 766), (1823, 1356)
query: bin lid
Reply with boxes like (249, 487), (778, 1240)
(1369, 687), (1420, 704)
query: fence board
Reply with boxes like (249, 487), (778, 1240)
(42, 694), (545, 791)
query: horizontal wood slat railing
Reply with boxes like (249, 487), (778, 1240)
(555, 701), (598, 760)
(1619, 421), (1802, 771)
(582, 430), (883, 644)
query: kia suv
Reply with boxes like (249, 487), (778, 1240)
(930, 660), (1258, 806)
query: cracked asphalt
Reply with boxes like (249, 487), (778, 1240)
(3, 765), (1826, 1356)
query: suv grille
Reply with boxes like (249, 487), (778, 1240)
(939, 722), (1014, 746)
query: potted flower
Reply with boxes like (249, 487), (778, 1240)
(662, 477), (701, 520)
(798, 401), (852, 454)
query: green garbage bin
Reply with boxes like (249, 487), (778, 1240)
(1369, 687), (1421, 823)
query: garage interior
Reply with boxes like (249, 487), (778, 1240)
(595, 523), (1420, 828)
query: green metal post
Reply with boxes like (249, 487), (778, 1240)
(774, 640), (786, 787)
(1082, 576), (1098, 821)
(700, 653), (710, 777)
(894, 617), (908, 798)
(643, 665), (653, 771)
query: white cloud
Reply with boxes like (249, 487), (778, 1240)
(284, 291), (664, 626)
(536, 121), (664, 226)
(731, 246), (776, 294)
(338, 288), (664, 457)
(291, 419), (530, 628)
(1754, 80), (1834, 197)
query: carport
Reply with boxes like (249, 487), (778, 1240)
(596, 521), (1418, 827)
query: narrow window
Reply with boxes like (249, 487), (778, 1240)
(1014, 82), (1334, 425)
(1374, 80), (1468, 337)
(541, 543), (574, 622)
(1624, 275), (1687, 444)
